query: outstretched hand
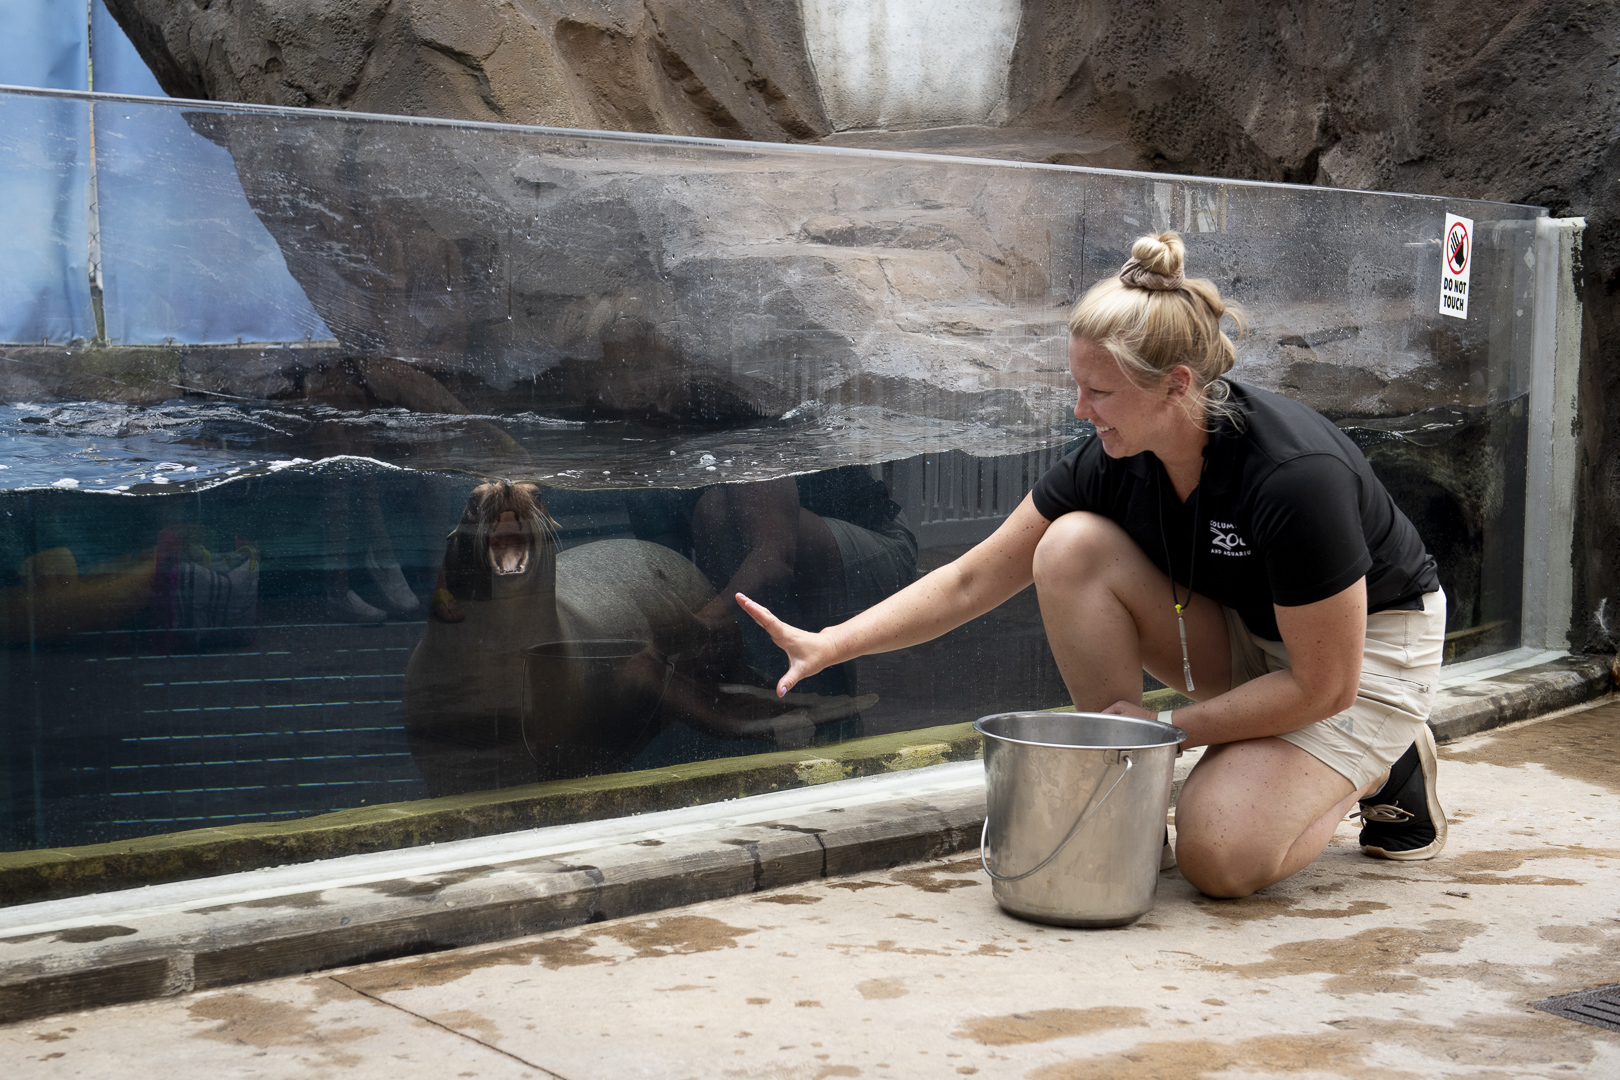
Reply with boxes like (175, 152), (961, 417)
(735, 592), (841, 697)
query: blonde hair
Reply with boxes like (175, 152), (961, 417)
(1068, 232), (1246, 427)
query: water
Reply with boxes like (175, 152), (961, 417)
(0, 397), (1074, 494)
(0, 406), (1078, 850)
(0, 391), (1523, 851)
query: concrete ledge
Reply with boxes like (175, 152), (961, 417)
(0, 786), (983, 1025)
(1427, 653), (1617, 742)
(2, 655), (1612, 908)
(0, 654), (1612, 1024)
(0, 722), (984, 907)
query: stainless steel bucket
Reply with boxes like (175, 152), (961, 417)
(521, 638), (669, 778)
(975, 711), (1186, 927)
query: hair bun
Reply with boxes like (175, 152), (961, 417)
(1131, 232), (1184, 276)
(1119, 232), (1186, 291)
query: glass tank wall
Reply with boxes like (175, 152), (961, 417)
(0, 86), (1544, 856)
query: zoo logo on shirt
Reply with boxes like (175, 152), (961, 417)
(1209, 521), (1250, 557)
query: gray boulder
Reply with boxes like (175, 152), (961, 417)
(104, 0), (828, 141)
(185, 107), (1072, 430)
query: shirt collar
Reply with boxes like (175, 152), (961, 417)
(1120, 450), (1156, 480)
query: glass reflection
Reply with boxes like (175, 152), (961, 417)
(404, 472), (915, 794)
(0, 85), (1549, 861)
(1, 451), (1074, 849)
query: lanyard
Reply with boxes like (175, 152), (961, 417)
(1156, 460), (1206, 693)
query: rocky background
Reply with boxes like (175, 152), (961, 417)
(100, 0), (830, 141)
(1003, 1), (1620, 654)
(101, 0), (1620, 652)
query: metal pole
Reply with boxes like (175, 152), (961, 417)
(86, 0), (106, 345)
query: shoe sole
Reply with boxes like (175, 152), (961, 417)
(1362, 723), (1447, 861)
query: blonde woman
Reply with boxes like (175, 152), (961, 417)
(741, 232), (1447, 899)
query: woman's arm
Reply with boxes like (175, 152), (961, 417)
(741, 493), (1053, 696)
(1109, 577), (1368, 748)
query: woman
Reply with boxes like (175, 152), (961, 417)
(738, 232), (1448, 900)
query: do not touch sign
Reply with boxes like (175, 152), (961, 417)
(1440, 212), (1473, 320)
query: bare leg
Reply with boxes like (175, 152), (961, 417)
(692, 479), (842, 630)
(323, 472), (352, 601)
(1031, 511), (1231, 709)
(1176, 740), (1387, 897)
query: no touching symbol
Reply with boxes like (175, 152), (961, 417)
(1446, 221), (1470, 274)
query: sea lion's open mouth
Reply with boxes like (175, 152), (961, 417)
(488, 511), (532, 576)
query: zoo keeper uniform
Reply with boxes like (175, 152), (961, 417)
(1030, 379), (1445, 787)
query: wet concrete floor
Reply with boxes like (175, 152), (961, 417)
(5, 701), (1618, 1078)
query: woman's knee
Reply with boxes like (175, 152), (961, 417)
(1032, 511), (1128, 588)
(1173, 831), (1276, 899)
(1173, 749), (1282, 897)
(1173, 741), (1352, 898)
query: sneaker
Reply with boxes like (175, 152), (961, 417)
(1356, 724), (1446, 861)
(1160, 827), (1177, 871)
(328, 589), (386, 624)
(366, 552), (420, 615)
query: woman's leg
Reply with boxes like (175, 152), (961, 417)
(1031, 511), (1231, 709)
(692, 479), (840, 617)
(1174, 740), (1385, 898)
(1031, 511), (1376, 899)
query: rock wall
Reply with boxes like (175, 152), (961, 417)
(102, 0), (1620, 651)
(176, 106), (1072, 433)
(104, 0), (829, 141)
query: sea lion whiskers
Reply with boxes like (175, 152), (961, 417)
(476, 479), (554, 573)
(457, 480), (559, 582)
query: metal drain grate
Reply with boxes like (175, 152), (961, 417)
(1532, 983), (1620, 1033)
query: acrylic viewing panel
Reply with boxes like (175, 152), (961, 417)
(0, 87), (1543, 856)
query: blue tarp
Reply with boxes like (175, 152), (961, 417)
(0, 4), (92, 342)
(0, 1), (331, 346)
(0, 3), (87, 91)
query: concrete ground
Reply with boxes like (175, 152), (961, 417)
(5, 702), (1617, 1079)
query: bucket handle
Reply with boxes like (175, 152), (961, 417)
(979, 751), (1134, 883)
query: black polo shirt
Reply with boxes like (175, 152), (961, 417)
(1030, 381), (1438, 641)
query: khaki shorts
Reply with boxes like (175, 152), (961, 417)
(1225, 587), (1446, 789)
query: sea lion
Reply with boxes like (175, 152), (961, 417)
(402, 480), (860, 795)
